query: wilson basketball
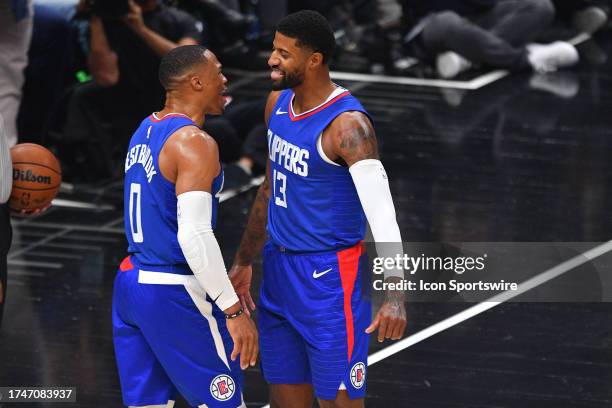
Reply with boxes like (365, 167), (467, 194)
(10, 143), (62, 212)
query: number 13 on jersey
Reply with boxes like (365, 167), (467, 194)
(273, 169), (287, 208)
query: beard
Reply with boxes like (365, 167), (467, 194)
(271, 69), (305, 90)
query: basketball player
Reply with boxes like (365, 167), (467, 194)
(113, 45), (257, 408)
(229, 10), (407, 408)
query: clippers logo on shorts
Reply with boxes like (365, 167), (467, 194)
(210, 374), (235, 401)
(350, 362), (366, 389)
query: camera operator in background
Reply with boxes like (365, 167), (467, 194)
(60, 0), (202, 180)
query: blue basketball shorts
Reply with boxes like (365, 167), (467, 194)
(112, 257), (245, 407)
(258, 241), (371, 400)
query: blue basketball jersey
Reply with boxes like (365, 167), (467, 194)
(124, 112), (224, 273)
(267, 86), (369, 252)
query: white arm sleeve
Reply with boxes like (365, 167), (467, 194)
(177, 191), (239, 311)
(349, 159), (404, 279)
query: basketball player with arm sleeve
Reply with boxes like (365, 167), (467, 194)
(113, 45), (257, 408)
(229, 11), (407, 408)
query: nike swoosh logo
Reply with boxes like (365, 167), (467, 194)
(313, 268), (333, 278)
(276, 108), (288, 115)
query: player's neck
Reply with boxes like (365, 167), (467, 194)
(158, 101), (205, 127)
(291, 77), (336, 115)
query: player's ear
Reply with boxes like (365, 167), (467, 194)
(309, 52), (324, 69)
(190, 75), (203, 91)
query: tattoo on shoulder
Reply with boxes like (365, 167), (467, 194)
(336, 113), (378, 162)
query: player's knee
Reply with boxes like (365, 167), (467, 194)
(270, 384), (313, 408)
(318, 400), (337, 408)
(318, 391), (364, 408)
(318, 400), (364, 408)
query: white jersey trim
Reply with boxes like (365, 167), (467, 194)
(184, 280), (231, 369)
(151, 112), (190, 120)
(137, 270), (231, 369)
(316, 133), (341, 167)
(138, 270), (195, 285)
(289, 85), (347, 118)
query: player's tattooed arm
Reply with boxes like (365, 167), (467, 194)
(229, 91), (280, 314)
(229, 160), (270, 315)
(233, 90), (280, 266)
(234, 160), (271, 266)
(325, 111), (379, 166)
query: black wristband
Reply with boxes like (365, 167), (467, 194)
(225, 309), (244, 319)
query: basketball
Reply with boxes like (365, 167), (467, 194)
(9, 143), (62, 212)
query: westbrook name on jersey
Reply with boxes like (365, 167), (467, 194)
(123, 112), (224, 273)
(114, 112), (244, 408)
(267, 86), (370, 252)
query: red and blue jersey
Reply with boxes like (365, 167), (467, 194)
(267, 86), (370, 252)
(123, 112), (224, 273)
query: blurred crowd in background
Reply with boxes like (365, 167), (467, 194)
(1, 0), (611, 186)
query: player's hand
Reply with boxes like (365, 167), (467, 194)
(225, 309), (259, 370)
(366, 282), (407, 342)
(9, 204), (51, 218)
(229, 264), (256, 316)
(122, 0), (145, 31)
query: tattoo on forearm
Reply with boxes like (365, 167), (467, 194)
(235, 184), (270, 265)
(385, 277), (406, 302)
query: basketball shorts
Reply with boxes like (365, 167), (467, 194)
(112, 257), (245, 408)
(259, 241), (371, 400)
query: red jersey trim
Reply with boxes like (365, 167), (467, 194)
(337, 241), (365, 362)
(119, 256), (134, 272)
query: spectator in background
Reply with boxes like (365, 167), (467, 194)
(178, 0), (254, 47)
(206, 98), (269, 188)
(61, 0), (202, 179)
(177, 0), (274, 69)
(34, 0), (78, 18)
(288, 0), (416, 74)
(18, 3), (74, 145)
(403, 0), (580, 78)
(552, 0), (610, 34)
(0, 0), (33, 147)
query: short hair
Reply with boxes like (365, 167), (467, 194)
(159, 45), (208, 90)
(277, 10), (335, 64)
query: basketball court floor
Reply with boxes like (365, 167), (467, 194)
(2, 33), (612, 407)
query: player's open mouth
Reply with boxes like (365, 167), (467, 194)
(220, 89), (231, 106)
(271, 69), (284, 81)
